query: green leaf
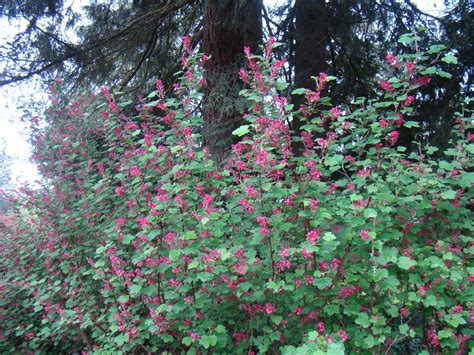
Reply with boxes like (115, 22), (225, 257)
(327, 341), (345, 354)
(182, 336), (193, 346)
(308, 331), (319, 341)
(421, 67), (437, 75)
(437, 329), (452, 339)
(188, 261), (199, 269)
(171, 145), (183, 153)
(428, 44), (446, 54)
(437, 69), (452, 79)
(373, 269), (388, 282)
(121, 234), (134, 245)
(423, 294), (437, 307)
(363, 208), (377, 219)
(380, 275), (400, 291)
(272, 315), (283, 325)
(117, 295), (129, 303)
(426, 146), (439, 155)
(183, 231), (197, 240)
(323, 232), (336, 241)
(215, 324), (226, 333)
(441, 54), (458, 64)
(439, 160), (451, 170)
(441, 190), (456, 200)
(356, 313), (371, 328)
(325, 154), (344, 167)
(399, 324), (409, 335)
(364, 334), (375, 348)
(397, 256), (417, 270)
(114, 333), (128, 346)
(232, 125), (250, 136)
(404, 121), (420, 128)
(129, 284), (142, 297)
(314, 277), (332, 290)
(445, 314), (466, 327)
(398, 33), (416, 44)
(291, 88), (307, 95)
(199, 335), (217, 349)
(169, 249), (181, 261)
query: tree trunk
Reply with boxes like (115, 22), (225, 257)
(202, 0), (262, 163)
(292, 0), (328, 151)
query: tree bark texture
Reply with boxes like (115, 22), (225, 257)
(202, 0), (262, 163)
(292, 0), (328, 151)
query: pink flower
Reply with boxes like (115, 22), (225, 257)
(233, 263), (248, 275)
(239, 199), (253, 213)
(358, 168), (371, 177)
(125, 121), (138, 130)
(412, 75), (431, 87)
(337, 329), (348, 342)
(265, 303), (275, 314)
(344, 155), (355, 165)
(305, 89), (320, 105)
(155, 79), (165, 94)
(318, 73), (328, 90)
(337, 286), (356, 298)
(386, 53), (397, 66)
(306, 230), (319, 245)
(245, 186), (258, 199)
(427, 329), (439, 347)
(279, 248), (289, 258)
(182, 36), (192, 53)
(329, 107), (342, 119)
(308, 199), (319, 211)
(97, 162), (105, 175)
(399, 307), (409, 317)
(359, 229), (371, 240)
(130, 165), (141, 176)
(239, 68), (250, 83)
(317, 321), (325, 334)
(265, 37), (276, 57)
(405, 61), (415, 73)
(190, 332), (201, 341)
(389, 130), (399, 145)
(381, 81), (394, 92)
(256, 216), (268, 227)
(418, 285), (426, 297)
(404, 96), (415, 106)
(318, 138), (327, 147)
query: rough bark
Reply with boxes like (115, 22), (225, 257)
(202, 0), (262, 163)
(292, 0), (328, 152)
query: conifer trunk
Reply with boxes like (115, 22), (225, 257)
(202, 0), (262, 163)
(292, 0), (328, 149)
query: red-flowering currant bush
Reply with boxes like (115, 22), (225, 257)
(0, 34), (472, 353)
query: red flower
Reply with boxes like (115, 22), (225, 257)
(381, 81), (394, 92)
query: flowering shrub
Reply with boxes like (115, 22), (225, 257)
(1, 35), (473, 353)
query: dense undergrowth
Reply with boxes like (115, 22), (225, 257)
(0, 34), (472, 354)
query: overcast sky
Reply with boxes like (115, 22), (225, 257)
(0, 0), (447, 186)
